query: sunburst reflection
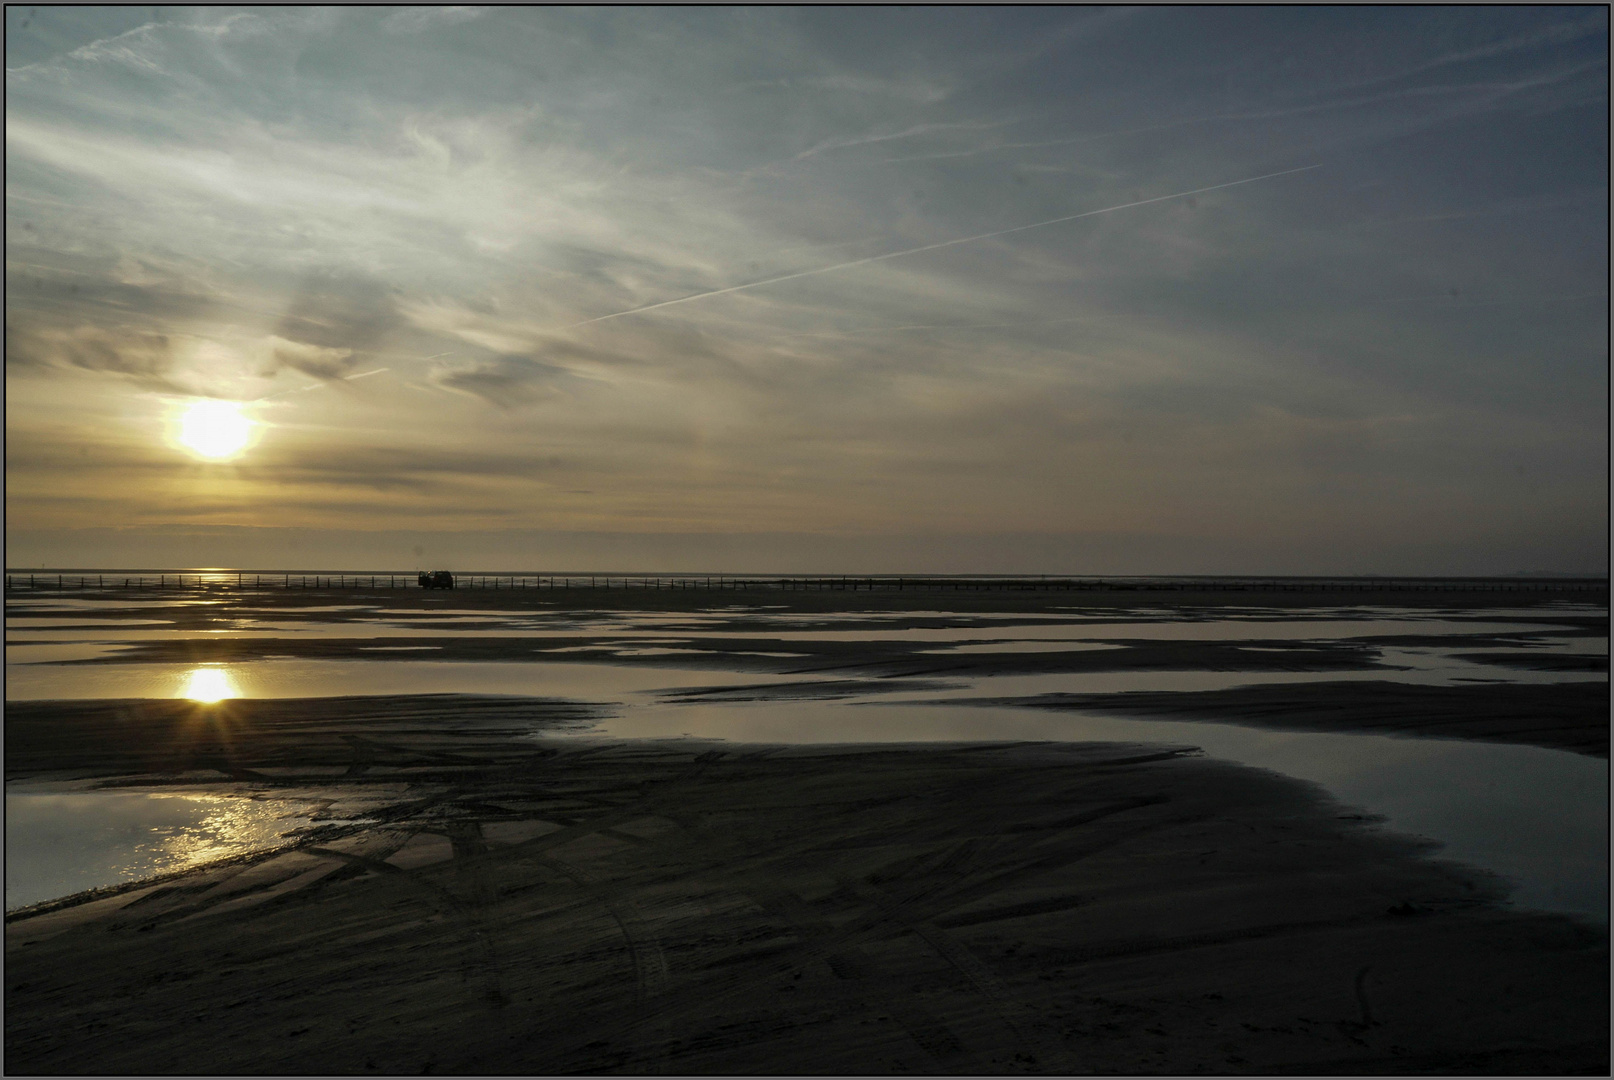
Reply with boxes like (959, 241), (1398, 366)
(180, 666), (238, 703)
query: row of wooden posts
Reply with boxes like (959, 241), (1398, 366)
(3, 573), (1607, 594)
(2, 573), (918, 591)
(3, 573), (789, 591)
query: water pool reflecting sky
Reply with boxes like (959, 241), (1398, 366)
(5, 600), (1605, 923)
(4, 788), (314, 911)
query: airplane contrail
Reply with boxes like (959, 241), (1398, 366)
(569, 164), (1321, 329)
(258, 366), (390, 401)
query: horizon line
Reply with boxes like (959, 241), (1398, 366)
(6, 568), (1607, 581)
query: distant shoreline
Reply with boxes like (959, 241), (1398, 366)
(6, 569), (1609, 605)
(8, 567), (1609, 581)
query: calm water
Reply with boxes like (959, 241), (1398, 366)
(4, 787), (316, 910)
(5, 598), (1606, 920)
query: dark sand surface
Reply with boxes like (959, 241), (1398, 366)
(6, 705), (1609, 1075)
(970, 681), (1611, 758)
(4, 695), (601, 783)
(1448, 651), (1608, 672)
(7, 586), (1607, 1073)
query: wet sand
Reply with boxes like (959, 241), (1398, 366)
(6, 585), (1608, 1073)
(970, 681), (1610, 758)
(4, 695), (601, 783)
(14, 586), (1605, 759)
(6, 701), (1609, 1074)
(58, 633), (1399, 676)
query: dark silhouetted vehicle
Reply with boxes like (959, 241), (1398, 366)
(419, 571), (455, 589)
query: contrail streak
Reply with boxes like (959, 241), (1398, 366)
(257, 367), (390, 401)
(569, 164), (1320, 329)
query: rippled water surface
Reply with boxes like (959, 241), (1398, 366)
(4, 786), (315, 910)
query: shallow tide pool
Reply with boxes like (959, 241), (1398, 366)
(4, 787), (316, 911)
(5, 602), (1606, 924)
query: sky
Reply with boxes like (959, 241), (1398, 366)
(5, 6), (1608, 574)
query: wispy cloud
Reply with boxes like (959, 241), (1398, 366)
(791, 120), (1006, 162)
(4, 7), (1604, 568)
(1315, 10), (1607, 97)
(381, 7), (489, 35)
(569, 166), (1321, 328)
(431, 356), (573, 407)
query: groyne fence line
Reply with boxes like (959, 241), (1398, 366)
(3, 572), (1607, 595)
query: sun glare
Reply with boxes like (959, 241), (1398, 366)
(175, 399), (256, 460)
(180, 667), (237, 703)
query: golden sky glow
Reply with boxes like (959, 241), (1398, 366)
(173, 400), (256, 461)
(3, 8), (1606, 573)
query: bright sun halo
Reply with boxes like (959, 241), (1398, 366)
(181, 667), (237, 703)
(175, 399), (255, 460)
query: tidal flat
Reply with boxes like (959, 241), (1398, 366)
(5, 581), (1608, 1074)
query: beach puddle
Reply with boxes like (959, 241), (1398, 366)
(6, 651), (1601, 703)
(5, 599), (1605, 923)
(2, 658), (836, 702)
(4, 785), (316, 911)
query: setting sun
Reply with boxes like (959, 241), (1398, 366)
(174, 400), (256, 460)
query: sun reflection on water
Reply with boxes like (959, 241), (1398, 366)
(179, 666), (238, 703)
(144, 795), (290, 870)
(5, 788), (316, 910)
